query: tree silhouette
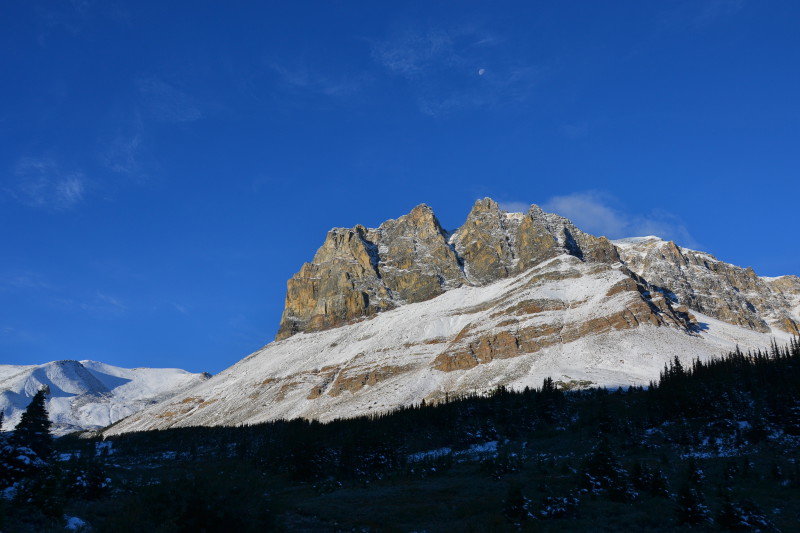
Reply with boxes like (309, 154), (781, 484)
(11, 386), (53, 461)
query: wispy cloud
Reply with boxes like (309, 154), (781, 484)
(266, 62), (365, 98)
(660, 0), (746, 29)
(0, 271), (52, 292)
(102, 112), (146, 178)
(32, 0), (128, 47)
(226, 313), (265, 345)
(137, 76), (203, 123)
(694, 0), (745, 24)
(9, 157), (86, 210)
(372, 27), (541, 116)
(372, 29), (458, 78)
(80, 292), (126, 317)
(559, 122), (590, 139)
(541, 191), (700, 248)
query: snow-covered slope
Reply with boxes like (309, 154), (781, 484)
(101, 200), (799, 436)
(105, 254), (791, 435)
(0, 360), (209, 435)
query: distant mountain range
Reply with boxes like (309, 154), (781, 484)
(0, 360), (209, 435)
(101, 198), (799, 436)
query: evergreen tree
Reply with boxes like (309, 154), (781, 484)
(11, 387), (53, 461)
(676, 460), (712, 526)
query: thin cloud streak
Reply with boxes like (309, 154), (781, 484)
(659, 0), (747, 29)
(372, 29), (458, 78)
(371, 27), (542, 117)
(542, 192), (700, 249)
(137, 76), (203, 123)
(78, 292), (127, 318)
(266, 62), (364, 98)
(695, 0), (745, 24)
(102, 112), (146, 179)
(9, 157), (86, 210)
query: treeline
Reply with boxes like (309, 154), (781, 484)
(107, 337), (800, 481)
(650, 338), (800, 432)
(3, 337), (799, 531)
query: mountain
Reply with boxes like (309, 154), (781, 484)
(0, 360), (210, 435)
(103, 199), (800, 435)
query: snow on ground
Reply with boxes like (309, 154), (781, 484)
(407, 441), (501, 463)
(64, 516), (87, 531)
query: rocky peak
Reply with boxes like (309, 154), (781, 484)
(277, 204), (468, 340)
(614, 237), (800, 335)
(373, 203), (465, 304)
(451, 198), (520, 284)
(276, 224), (391, 341)
(277, 198), (799, 340)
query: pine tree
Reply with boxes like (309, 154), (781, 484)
(11, 387), (53, 461)
(676, 459), (711, 526)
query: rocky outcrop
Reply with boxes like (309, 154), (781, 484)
(277, 205), (465, 340)
(614, 237), (800, 335)
(278, 199), (798, 340)
(276, 225), (391, 340)
(279, 199), (627, 339)
(432, 258), (695, 372)
(449, 199), (621, 285)
(450, 198), (521, 283)
(371, 204), (464, 303)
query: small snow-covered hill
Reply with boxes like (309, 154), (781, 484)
(0, 360), (209, 435)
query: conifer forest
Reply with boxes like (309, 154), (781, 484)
(2, 339), (800, 531)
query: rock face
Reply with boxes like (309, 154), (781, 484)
(280, 200), (798, 340)
(614, 237), (800, 335)
(371, 205), (464, 304)
(279, 199), (623, 338)
(277, 205), (463, 340)
(430, 258), (694, 373)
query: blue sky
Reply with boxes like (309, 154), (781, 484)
(2, 1), (799, 373)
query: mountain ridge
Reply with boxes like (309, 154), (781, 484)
(103, 198), (799, 435)
(279, 198), (798, 339)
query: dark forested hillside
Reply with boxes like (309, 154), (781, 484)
(3, 338), (799, 531)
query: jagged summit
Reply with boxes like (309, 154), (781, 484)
(278, 198), (799, 341)
(276, 203), (464, 340)
(614, 236), (800, 335)
(277, 198), (623, 340)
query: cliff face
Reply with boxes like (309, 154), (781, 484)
(614, 237), (800, 335)
(278, 199), (797, 340)
(278, 199), (625, 339)
(276, 205), (463, 340)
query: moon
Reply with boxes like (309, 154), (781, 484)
(478, 68), (486, 76)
